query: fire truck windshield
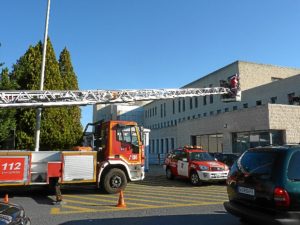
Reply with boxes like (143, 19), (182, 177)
(189, 152), (215, 161)
(116, 125), (139, 146)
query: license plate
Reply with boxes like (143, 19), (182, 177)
(238, 186), (255, 196)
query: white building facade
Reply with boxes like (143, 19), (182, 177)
(143, 61), (300, 156)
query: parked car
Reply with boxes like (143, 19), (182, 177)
(163, 146), (229, 185)
(0, 201), (31, 225)
(210, 153), (240, 168)
(224, 146), (300, 225)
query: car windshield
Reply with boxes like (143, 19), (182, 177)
(189, 152), (215, 161)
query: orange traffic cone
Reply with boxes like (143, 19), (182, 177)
(3, 194), (9, 203)
(116, 190), (126, 208)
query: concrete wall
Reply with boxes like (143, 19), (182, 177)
(269, 104), (300, 144)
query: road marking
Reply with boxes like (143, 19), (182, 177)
(62, 194), (157, 207)
(51, 201), (224, 215)
(126, 186), (228, 199)
(50, 180), (228, 215)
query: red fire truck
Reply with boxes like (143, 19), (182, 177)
(0, 120), (145, 194)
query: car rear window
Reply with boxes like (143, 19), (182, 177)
(287, 151), (300, 181)
(238, 151), (281, 179)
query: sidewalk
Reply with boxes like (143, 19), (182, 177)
(145, 164), (165, 176)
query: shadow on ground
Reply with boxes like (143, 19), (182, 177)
(58, 213), (247, 225)
(135, 174), (226, 188)
(0, 185), (103, 205)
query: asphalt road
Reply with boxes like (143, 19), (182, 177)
(0, 167), (245, 225)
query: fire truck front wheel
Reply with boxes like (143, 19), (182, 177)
(103, 168), (127, 194)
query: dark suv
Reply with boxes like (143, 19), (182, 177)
(224, 146), (300, 225)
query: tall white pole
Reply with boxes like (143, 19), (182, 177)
(34, 0), (51, 152)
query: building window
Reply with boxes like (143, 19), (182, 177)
(233, 106), (238, 111)
(203, 113), (207, 117)
(209, 84), (213, 104)
(165, 138), (169, 153)
(210, 111), (214, 116)
(243, 103), (248, 108)
(160, 104), (163, 118)
(193, 134), (223, 153)
(190, 98), (193, 109)
(156, 139), (159, 154)
(178, 99), (181, 112)
(183, 99), (186, 112)
(232, 130), (283, 154)
(164, 103), (166, 117)
(172, 100), (175, 114)
(155, 106), (157, 116)
(195, 97), (198, 108)
(270, 97), (277, 104)
(210, 95), (213, 104)
(160, 139), (164, 153)
(224, 108), (229, 112)
(203, 96), (207, 105)
(187, 116), (190, 120)
(198, 114), (201, 118)
(192, 115), (196, 119)
(171, 138), (175, 150)
(217, 109), (221, 114)
(288, 93), (295, 105)
(175, 120), (177, 126)
(256, 100), (262, 106)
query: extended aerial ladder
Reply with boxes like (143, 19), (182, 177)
(0, 86), (240, 107)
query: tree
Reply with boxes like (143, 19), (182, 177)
(11, 39), (72, 150)
(59, 48), (83, 148)
(0, 68), (17, 148)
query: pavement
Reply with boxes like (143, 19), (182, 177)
(145, 164), (165, 176)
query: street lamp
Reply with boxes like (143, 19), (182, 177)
(34, 0), (51, 152)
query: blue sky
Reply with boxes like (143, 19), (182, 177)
(1, 0), (300, 127)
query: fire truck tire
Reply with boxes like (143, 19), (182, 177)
(190, 171), (202, 186)
(103, 168), (127, 194)
(166, 167), (174, 180)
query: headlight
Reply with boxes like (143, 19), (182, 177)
(199, 165), (209, 171)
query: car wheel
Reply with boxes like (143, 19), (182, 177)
(166, 167), (174, 180)
(102, 168), (127, 194)
(190, 171), (201, 185)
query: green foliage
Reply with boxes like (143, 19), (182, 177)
(0, 68), (17, 148)
(11, 39), (82, 150)
(59, 48), (83, 148)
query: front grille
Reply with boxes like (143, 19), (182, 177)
(211, 167), (224, 171)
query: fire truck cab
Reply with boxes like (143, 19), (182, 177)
(163, 146), (229, 185)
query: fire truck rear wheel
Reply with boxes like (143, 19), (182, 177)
(103, 168), (127, 194)
(190, 171), (202, 186)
